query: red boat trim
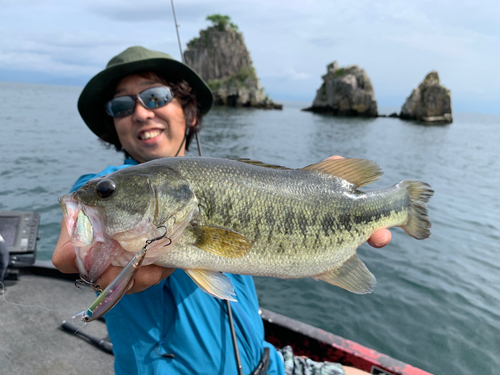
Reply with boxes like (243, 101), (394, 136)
(260, 308), (433, 375)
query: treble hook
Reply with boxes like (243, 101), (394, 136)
(74, 277), (103, 293)
(144, 225), (172, 249)
(73, 225), (172, 292)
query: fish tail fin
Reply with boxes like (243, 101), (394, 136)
(400, 180), (434, 239)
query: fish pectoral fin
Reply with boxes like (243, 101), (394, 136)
(302, 158), (383, 188)
(315, 254), (376, 294)
(185, 269), (237, 301)
(191, 224), (251, 258)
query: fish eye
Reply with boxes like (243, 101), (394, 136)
(96, 179), (116, 199)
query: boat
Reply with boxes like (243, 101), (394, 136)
(0, 211), (432, 375)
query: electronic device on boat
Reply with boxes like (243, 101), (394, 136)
(0, 211), (40, 279)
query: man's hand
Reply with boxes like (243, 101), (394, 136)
(326, 155), (392, 249)
(52, 220), (174, 294)
(96, 263), (174, 294)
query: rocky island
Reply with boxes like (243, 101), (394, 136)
(184, 15), (281, 109)
(303, 61), (378, 117)
(399, 71), (452, 124)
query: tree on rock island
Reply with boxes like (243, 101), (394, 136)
(206, 14), (239, 31)
(184, 14), (281, 109)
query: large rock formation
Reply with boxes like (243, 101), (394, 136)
(400, 71), (452, 124)
(304, 61), (378, 117)
(184, 16), (281, 109)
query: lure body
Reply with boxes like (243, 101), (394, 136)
(73, 246), (147, 323)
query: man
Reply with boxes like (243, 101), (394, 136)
(53, 46), (391, 375)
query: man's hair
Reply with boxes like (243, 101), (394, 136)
(101, 72), (204, 154)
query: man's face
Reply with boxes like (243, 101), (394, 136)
(112, 74), (191, 163)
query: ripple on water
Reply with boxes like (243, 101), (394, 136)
(1, 86), (499, 375)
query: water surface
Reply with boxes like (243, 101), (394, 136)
(1, 82), (499, 374)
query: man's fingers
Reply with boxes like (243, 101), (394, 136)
(52, 222), (80, 274)
(367, 229), (391, 248)
(125, 265), (175, 294)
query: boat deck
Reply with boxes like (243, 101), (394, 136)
(0, 262), (431, 375)
(0, 262), (114, 375)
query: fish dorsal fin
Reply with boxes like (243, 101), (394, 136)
(235, 159), (292, 170)
(185, 269), (237, 301)
(191, 224), (251, 258)
(315, 254), (376, 294)
(302, 158), (383, 188)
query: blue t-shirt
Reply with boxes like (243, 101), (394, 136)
(71, 159), (284, 375)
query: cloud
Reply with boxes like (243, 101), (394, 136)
(0, 0), (499, 111)
(389, 32), (471, 59)
(86, 0), (238, 24)
(308, 37), (337, 48)
(0, 28), (124, 75)
(285, 69), (310, 81)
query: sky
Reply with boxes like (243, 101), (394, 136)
(1, 0), (499, 113)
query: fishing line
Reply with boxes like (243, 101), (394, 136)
(0, 280), (96, 321)
(70, 319), (88, 334)
(1, 281), (89, 354)
(170, 0), (203, 158)
(0, 344), (12, 360)
(169, 3), (238, 373)
(0, 281), (59, 312)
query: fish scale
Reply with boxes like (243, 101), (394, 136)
(60, 156), (433, 304)
(154, 158), (417, 278)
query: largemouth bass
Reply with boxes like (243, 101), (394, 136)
(60, 157), (433, 302)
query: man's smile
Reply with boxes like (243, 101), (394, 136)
(138, 129), (164, 141)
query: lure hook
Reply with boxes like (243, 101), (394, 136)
(74, 277), (103, 293)
(144, 225), (172, 248)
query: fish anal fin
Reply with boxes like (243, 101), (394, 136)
(185, 269), (237, 301)
(302, 158), (383, 188)
(191, 224), (251, 258)
(316, 254), (376, 294)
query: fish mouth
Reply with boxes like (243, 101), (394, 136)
(59, 194), (125, 282)
(58, 193), (173, 282)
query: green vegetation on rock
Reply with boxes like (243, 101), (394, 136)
(208, 66), (257, 91)
(206, 14), (239, 31)
(187, 14), (239, 49)
(237, 66), (257, 82)
(207, 79), (222, 91)
(333, 68), (345, 78)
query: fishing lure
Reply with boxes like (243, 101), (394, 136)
(72, 246), (147, 323)
(73, 229), (170, 323)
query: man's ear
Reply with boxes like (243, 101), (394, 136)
(189, 117), (197, 128)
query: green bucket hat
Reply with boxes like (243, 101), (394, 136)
(78, 46), (213, 144)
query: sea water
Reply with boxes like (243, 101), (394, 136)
(1, 81), (499, 374)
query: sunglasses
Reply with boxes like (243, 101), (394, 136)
(105, 86), (174, 118)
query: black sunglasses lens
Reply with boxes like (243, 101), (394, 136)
(106, 96), (135, 118)
(140, 87), (173, 109)
(105, 87), (174, 118)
